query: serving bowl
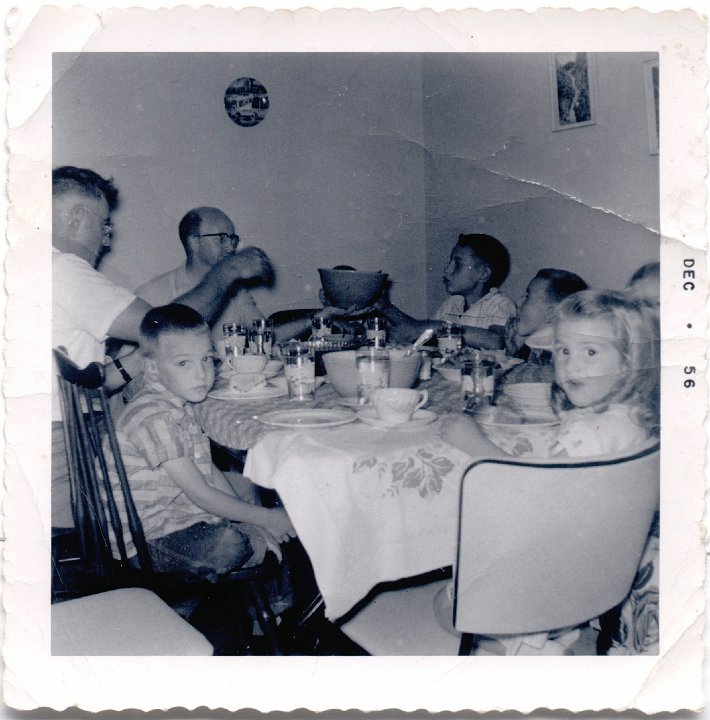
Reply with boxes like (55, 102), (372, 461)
(322, 350), (359, 397)
(501, 382), (553, 414)
(387, 347), (422, 388)
(287, 336), (362, 376)
(318, 268), (389, 310)
(323, 346), (423, 397)
(476, 411), (560, 458)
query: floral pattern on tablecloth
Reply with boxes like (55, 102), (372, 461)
(352, 443), (456, 498)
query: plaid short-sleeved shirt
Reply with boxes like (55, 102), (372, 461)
(107, 380), (218, 556)
(435, 288), (516, 330)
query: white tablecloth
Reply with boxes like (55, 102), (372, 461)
(244, 420), (472, 620)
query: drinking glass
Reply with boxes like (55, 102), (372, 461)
(365, 316), (387, 348)
(223, 323), (248, 358)
(461, 355), (494, 414)
(311, 315), (332, 340)
(250, 318), (274, 355)
(437, 323), (463, 355)
(283, 345), (316, 401)
(356, 347), (389, 403)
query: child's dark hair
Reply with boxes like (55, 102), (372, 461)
(140, 304), (209, 355)
(457, 233), (511, 290)
(535, 268), (588, 304)
(551, 289), (660, 436)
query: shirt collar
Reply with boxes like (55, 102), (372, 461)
(145, 379), (190, 411)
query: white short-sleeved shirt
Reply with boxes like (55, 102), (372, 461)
(52, 248), (136, 420)
(435, 288), (516, 330)
(136, 262), (263, 344)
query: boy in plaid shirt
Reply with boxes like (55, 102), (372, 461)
(109, 303), (295, 580)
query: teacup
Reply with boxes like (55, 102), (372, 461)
(370, 388), (428, 425)
(228, 353), (268, 375)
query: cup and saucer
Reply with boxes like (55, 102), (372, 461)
(356, 388), (438, 430)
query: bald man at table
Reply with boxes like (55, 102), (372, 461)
(136, 206), (271, 346)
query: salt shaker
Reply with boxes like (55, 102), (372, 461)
(419, 350), (432, 381)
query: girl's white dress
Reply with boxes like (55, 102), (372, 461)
(553, 403), (650, 458)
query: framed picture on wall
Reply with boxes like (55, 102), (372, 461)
(643, 58), (660, 155)
(549, 52), (596, 131)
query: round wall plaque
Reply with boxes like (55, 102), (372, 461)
(224, 77), (269, 127)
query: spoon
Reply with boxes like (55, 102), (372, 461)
(405, 328), (435, 356)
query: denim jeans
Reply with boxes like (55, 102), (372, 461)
(147, 520), (255, 584)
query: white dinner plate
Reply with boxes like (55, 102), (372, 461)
(208, 383), (288, 401)
(258, 408), (357, 428)
(356, 407), (438, 430)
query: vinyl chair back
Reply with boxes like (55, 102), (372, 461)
(453, 443), (660, 637)
(339, 443), (659, 655)
(53, 347), (152, 583)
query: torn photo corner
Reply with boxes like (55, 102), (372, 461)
(3, 2), (707, 714)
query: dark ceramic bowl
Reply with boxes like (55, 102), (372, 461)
(318, 268), (389, 310)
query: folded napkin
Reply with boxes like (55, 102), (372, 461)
(227, 372), (268, 394)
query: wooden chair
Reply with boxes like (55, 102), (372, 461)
(340, 443), (660, 655)
(52, 347), (286, 654)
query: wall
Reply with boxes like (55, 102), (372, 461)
(52, 52), (429, 316)
(421, 52), (659, 311)
(53, 52), (659, 320)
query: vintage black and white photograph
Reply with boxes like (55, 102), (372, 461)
(4, 5), (707, 714)
(49, 50), (660, 658)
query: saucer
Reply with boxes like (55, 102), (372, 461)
(334, 396), (366, 409)
(356, 407), (438, 430)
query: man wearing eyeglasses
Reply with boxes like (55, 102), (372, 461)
(136, 206), (265, 347)
(52, 166), (274, 528)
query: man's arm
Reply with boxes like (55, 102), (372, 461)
(270, 305), (360, 344)
(382, 303), (503, 349)
(175, 247), (274, 326)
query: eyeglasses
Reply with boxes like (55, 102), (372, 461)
(198, 233), (240, 249)
(80, 206), (113, 244)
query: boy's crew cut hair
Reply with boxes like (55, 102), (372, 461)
(52, 165), (119, 212)
(140, 304), (209, 355)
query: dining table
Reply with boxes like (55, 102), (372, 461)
(195, 366), (659, 655)
(194, 372), (475, 621)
